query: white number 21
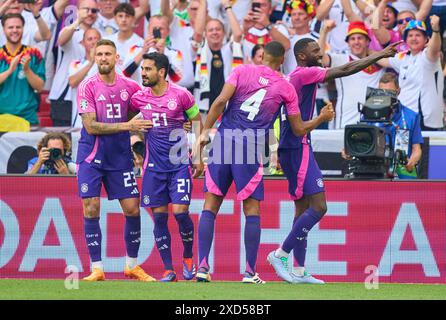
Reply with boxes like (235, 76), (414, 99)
(240, 89), (267, 121)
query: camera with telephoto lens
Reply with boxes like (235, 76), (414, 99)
(344, 87), (406, 178)
(44, 148), (65, 168)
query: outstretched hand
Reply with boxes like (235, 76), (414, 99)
(381, 41), (404, 58)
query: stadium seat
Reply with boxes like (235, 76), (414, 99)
(37, 91), (53, 127)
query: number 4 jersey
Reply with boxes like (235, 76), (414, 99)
(219, 64), (300, 137)
(76, 73), (141, 170)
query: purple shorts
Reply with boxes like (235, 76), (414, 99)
(141, 165), (192, 207)
(77, 162), (139, 200)
(279, 145), (325, 200)
(204, 162), (264, 201)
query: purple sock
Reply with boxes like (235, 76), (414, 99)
(84, 217), (102, 263)
(153, 213), (173, 270)
(198, 210), (216, 271)
(282, 208), (322, 254)
(124, 215), (141, 259)
(291, 215), (306, 266)
(174, 212), (194, 259)
(244, 215), (261, 275)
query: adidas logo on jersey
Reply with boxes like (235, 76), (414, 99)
(181, 195), (190, 201)
(144, 103), (152, 110)
(258, 77), (269, 86)
(97, 94), (106, 102)
(131, 187), (139, 195)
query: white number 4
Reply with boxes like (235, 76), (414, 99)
(240, 89), (267, 121)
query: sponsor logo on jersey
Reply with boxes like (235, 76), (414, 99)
(97, 94), (106, 102)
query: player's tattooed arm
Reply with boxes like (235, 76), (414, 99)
(325, 41), (401, 81)
(81, 112), (153, 135)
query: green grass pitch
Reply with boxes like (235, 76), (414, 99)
(0, 280), (445, 300)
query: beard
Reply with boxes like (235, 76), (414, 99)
(142, 77), (159, 87)
(6, 35), (22, 45)
(98, 63), (114, 75)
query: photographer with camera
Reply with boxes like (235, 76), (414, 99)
(27, 132), (75, 175)
(130, 131), (145, 176)
(342, 72), (423, 179)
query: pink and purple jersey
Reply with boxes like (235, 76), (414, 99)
(130, 82), (195, 172)
(77, 73), (141, 170)
(220, 64), (300, 133)
(280, 66), (328, 149)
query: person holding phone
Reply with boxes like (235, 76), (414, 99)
(122, 14), (184, 85)
(242, 0), (291, 62)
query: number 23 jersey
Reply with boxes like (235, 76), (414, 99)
(76, 73), (141, 170)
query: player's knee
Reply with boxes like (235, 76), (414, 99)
(315, 204), (327, 216)
(83, 203), (100, 218)
(124, 206), (140, 217)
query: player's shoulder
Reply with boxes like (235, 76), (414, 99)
(119, 74), (141, 87)
(170, 82), (193, 96)
(79, 74), (98, 91)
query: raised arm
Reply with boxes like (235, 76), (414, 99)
(415, 0), (433, 21)
(341, 0), (363, 22)
(30, 0), (51, 42)
(192, 0), (207, 46)
(325, 41), (401, 81)
(135, 0), (150, 22)
(53, 0), (70, 20)
(316, 0), (335, 21)
(427, 15), (442, 63)
(222, 0), (242, 42)
(58, 8), (87, 46)
(319, 20), (336, 67)
(371, 0), (391, 46)
(160, 0), (174, 24)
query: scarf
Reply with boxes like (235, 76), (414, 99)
(194, 40), (243, 111)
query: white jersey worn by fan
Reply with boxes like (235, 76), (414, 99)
(329, 53), (384, 129)
(104, 32), (144, 73)
(326, 0), (361, 54)
(389, 49), (445, 129)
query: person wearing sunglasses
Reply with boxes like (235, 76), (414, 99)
(378, 17), (444, 131)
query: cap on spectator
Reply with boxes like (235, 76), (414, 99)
(386, 4), (399, 17)
(285, 0), (316, 18)
(345, 21), (370, 42)
(403, 20), (427, 41)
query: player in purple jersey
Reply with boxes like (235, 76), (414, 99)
(77, 39), (155, 282)
(130, 52), (204, 282)
(194, 41), (334, 284)
(268, 38), (401, 284)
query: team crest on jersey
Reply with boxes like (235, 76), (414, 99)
(80, 99), (88, 110)
(120, 89), (129, 101)
(143, 195), (150, 205)
(167, 98), (177, 110)
(81, 183), (89, 193)
(316, 178), (324, 188)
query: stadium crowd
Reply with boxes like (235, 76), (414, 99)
(0, 0), (445, 132)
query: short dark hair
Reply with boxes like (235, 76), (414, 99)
(142, 52), (170, 79)
(264, 41), (285, 58)
(379, 72), (399, 88)
(114, 3), (135, 16)
(1, 13), (25, 27)
(96, 39), (116, 50)
(251, 44), (264, 59)
(294, 38), (316, 58)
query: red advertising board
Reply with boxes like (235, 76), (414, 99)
(0, 176), (445, 283)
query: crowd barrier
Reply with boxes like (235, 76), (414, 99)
(1, 176), (445, 283)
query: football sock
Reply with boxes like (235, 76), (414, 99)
(174, 212), (194, 259)
(153, 213), (173, 270)
(124, 215), (141, 260)
(198, 210), (216, 271)
(244, 215), (261, 275)
(282, 208), (322, 255)
(84, 217), (102, 264)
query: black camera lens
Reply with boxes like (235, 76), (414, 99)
(49, 148), (63, 161)
(347, 130), (374, 155)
